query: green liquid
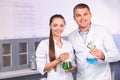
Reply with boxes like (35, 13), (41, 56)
(62, 61), (72, 70)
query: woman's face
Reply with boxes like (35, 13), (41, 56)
(50, 18), (65, 37)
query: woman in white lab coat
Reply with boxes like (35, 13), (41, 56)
(36, 14), (76, 80)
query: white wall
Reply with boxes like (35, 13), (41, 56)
(0, 0), (14, 39)
(0, 0), (120, 39)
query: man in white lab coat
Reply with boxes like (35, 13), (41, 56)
(68, 3), (120, 80)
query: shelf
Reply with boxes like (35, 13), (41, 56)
(0, 69), (39, 79)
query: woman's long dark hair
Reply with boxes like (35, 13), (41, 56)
(49, 14), (65, 70)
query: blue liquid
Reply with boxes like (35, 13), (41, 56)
(86, 58), (97, 64)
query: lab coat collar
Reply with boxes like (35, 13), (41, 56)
(77, 24), (95, 46)
(85, 24), (95, 46)
(53, 37), (64, 45)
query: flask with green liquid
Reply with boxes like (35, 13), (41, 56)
(62, 61), (72, 70)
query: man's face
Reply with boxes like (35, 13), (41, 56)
(74, 8), (92, 30)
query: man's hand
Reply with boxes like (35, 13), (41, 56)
(90, 49), (105, 60)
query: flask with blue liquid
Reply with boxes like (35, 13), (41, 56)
(86, 54), (97, 64)
(87, 41), (97, 64)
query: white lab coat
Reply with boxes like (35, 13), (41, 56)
(36, 38), (76, 80)
(68, 24), (120, 80)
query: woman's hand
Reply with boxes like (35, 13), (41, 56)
(65, 66), (77, 72)
(57, 52), (69, 62)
